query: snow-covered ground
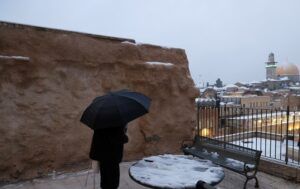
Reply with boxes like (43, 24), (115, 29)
(232, 138), (299, 164)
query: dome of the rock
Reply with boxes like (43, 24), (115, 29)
(276, 63), (299, 76)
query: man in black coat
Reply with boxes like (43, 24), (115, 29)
(90, 125), (128, 189)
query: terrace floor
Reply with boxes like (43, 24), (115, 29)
(1, 161), (299, 189)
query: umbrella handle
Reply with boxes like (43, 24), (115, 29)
(84, 161), (92, 187)
(84, 170), (89, 187)
(93, 171), (96, 189)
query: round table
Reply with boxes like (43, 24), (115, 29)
(129, 154), (224, 189)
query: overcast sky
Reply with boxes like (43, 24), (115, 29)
(1, 0), (300, 86)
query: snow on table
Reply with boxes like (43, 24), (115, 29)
(129, 154), (224, 189)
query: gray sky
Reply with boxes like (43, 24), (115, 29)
(1, 0), (300, 86)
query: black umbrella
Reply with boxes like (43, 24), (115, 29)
(80, 89), (151, 130)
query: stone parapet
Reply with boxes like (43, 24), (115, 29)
(259, 159), (300, 182)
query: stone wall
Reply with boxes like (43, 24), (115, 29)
(259, 159), (300, 182)
(0, 21), (199, 182)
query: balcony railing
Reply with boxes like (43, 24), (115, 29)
(196, 101), (300, 166)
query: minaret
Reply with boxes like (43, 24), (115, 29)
(265, 52), (277, 80)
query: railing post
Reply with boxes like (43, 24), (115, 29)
(197, 103), (200, 137)
(223, 105), (226, 149)
(216, 98), (221, 138)
(285, 106), (290, 164)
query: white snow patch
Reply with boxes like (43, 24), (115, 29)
(130, 154), (224, 188)
(239, 86), (249, 90)
(211, 152), (219, 159)
(279, 77), (289, 81)
(228, 111), (300, 120)
(202, 149), (210, 155)
(232, 137), (299, 165)
(160, 45), (172, 49)
(134, 42), (172, 49)
(145, 61), (174, 66)
(289, 86), (300, 90)
(0, 55), (30, 61)
(224, 84), (238, 89)
(250, 81), (262, 84)
(225, 158), (244, 168)
(195, 98), (216, 103)
(121, 41), (137, 45)
(225, 158), (254, 169)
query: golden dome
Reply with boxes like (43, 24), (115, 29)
(276, 63), (299, 76)
(276, 66), (285, 76)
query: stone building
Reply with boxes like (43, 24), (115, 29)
(220, 95), (270, 109)
(265, 52), (300, 83)
(240, 95), (270, 108)
(276, 63), (300, 82)
(265, 52), (277, 80)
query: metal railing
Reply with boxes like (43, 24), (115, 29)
(196, 100), (300, 165)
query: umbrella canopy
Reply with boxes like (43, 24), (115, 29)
(80, 90), (151, 130)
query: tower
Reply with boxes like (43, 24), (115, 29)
(265, 52), (277, 80)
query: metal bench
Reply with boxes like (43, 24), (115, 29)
(182, 136), (262, 189)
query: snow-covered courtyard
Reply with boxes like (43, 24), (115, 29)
(232, 137), (299, 165)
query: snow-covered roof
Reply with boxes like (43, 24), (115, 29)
(235, 81), (247, 85)
(201, 86), (224, 92)
(195, 98), (215, 102)
(250, 81), (262, 84)
(228, 111), (300, 120)
(224, 84), (238, 89)
(279, 76), (289, 81)
(195, 98), (217, 106)
(266, 79), (278, 81)
(289, 86), (300, 90)
(214, 87), (225, 91)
